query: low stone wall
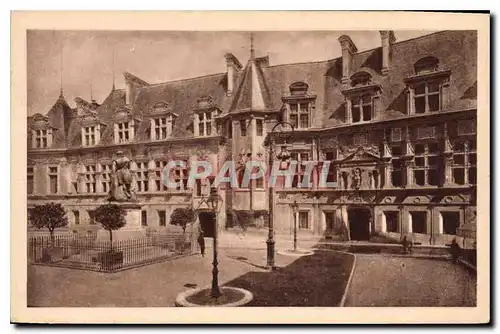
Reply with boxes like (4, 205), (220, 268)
(316, 242), (451, 257)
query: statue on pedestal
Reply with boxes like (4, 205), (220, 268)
(351, 167), (363, 190)
(108, 150), (137, 202)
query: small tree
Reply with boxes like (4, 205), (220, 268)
(170, 207), (196, 234)
(93, 204), (126, 250)
(29, 203), (68, 246)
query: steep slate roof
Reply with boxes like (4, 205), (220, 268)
(229, 56), (273, 113)
(132, 73), (228, 141)
(30, 30), (477, 149)
(27, 94), (74, 149)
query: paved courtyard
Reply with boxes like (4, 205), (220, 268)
(27, 248), (308, 307)
(28, 244), (476, 307)
(344, 254), (476, 307)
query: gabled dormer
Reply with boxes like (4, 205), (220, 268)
(148, 101), (178, 140)
(193, 96), (222, 137)
(112, 105), (141, 144)
(74, 97), (105, 147)
(29, 113), (55, 149)
(78, 111), (106, 147)
(341, 70), (382, 124)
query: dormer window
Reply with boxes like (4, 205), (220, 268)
(405, 56), (451, 114)
(282, 82), (316, 130)
(149, 102), (178, 140)
(351, 95), (372, 123)
(116, 122), (131, 143)
(34, 129), (50, 148)
(112, 105), (138, 144)
(289, 102), (311, 129)
(29, 113), (54, 149)
(414, 82), (440, 114)
(193, 96), (220, 137)
(199, 112), (212, 136)
(152, 116), (175, 140)
(83, 126), (97, 146)
(342, 71), (381, 124)
(79, 112), (104, 147)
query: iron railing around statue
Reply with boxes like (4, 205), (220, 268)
(28, 231), (196, 273)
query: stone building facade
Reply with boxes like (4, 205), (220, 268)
(27, 30), (477, 245)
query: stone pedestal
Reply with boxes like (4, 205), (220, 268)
(97, 203), (146, 242)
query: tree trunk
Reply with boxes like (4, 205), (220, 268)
(182, 226), (186, 251)
(49, 228), (55, 248)
(109, 229), (113, 251)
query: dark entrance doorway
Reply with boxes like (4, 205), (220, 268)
(348, 207), (371, 241)
(199, 212), (216, 238)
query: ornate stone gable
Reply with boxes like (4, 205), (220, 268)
(29, 113), (55, 130)
(113, 105), (135, 122)
(339, 146), (380, 164)
(149, 101), (178, 117)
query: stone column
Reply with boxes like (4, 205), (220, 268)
(404, 160), (414, 187)
(211, 114), (217, 136)
(95, 124), (101, 145)
(77, 164), (86, 193)
(31, 130), (36, 149)
(148, 158), (157, 192)
(129, 120), (135, 141)
(47, 128), (53, 147)
(167, 117), (174, 138)
(345, 99), (352, 123)
(398, 205), (405, 237)
(95, 163), (103, 193)
(407, 210), (413, 234)
(150, 119), (155, 141)
(194, 114), (200, 136)
(113, 123), (119, 144)
(81, 127), (86, 146)
(372, 95), (382, 119)
(406, 87), (414, 115)
(59, 158), (69, 194)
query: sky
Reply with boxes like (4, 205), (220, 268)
(27, 30), (437, 116)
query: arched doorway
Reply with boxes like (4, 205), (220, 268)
(347, 207), (371, 241)
(199, 211), (216, 238)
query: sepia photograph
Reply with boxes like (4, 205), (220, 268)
(11, 11), (490, 324)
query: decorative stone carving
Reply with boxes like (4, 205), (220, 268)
(351, 167), (363, 190)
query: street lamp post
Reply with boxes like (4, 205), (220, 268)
(266, 121), (294, 269)
(292, 200), (299, 252)
(207, 187), (222, 299)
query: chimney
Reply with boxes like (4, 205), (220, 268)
(338, 35), (358, 84)
(224, 53), (242, 96)
(379, 31), (396, 75)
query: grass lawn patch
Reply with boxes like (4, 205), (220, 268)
(226, 250), (354, 306)
(185, 287), (246, 306)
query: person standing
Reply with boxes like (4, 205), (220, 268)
(449, 238), (461, 264)
(197, 230), (205, 257)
